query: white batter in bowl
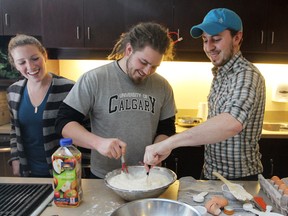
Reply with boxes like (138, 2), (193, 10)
(104, 166), (177, 201)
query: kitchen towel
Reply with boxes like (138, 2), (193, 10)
(177, 176), (254, 215)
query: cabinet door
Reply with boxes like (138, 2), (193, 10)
(1, 0), (41, 36)
(259, 138), (288, 178)
(124, 0), (173, 30)
(164, 146), (204, 179)
(42, 0), (84, 48)
(0, 0), (3, 34)
(0, 150), (13, 177)
(266, 0), (288, 52)
(228, 1), (268, 53)
(173, 0), (267, 53)
(84, 0), (125, 49)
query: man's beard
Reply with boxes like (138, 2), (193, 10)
(126, 56), (143, 85)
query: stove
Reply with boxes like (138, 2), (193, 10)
(0, 183), (53, 216)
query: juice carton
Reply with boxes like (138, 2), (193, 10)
(52, 138), (82, 207)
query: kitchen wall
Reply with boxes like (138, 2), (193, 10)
(49, 60), (288, 122)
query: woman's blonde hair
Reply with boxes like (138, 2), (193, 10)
(8, 34), (47, 67)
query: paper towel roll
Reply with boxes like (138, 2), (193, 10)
(197, 102), (208, 121)
(272, 83), (288, 102)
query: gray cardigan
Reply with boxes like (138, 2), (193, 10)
(6, 73), (74, 177)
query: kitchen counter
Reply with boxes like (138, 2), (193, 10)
(176, 125), (288, 139)
(0, 177), (284, 216)
(0, 177), (178, 216)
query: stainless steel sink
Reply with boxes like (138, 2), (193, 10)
(262, 123), (288, 131)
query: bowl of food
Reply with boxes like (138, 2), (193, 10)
(110, 198), (201, 216)
(104, 166), (177, 201)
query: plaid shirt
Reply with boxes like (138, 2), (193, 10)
(204, 51), (266, 179)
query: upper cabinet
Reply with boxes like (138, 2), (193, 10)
(42, 0), (125, 49)
(84, 0), (125, 49)
(42, 0), (173, 49)
(42, 0), (84, 48)
(0, 1), (3, 35)
(0, 0), (41, 36)
(264, 0), (288, 53)
(173, 0), (288, 55)
(124, 0), (173, 30)
(173, 1), (264, 52)
(1, 0), (287, 61)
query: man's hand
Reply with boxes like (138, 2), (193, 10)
(96, 138), (127, 159)
(143, 143), (172, 165)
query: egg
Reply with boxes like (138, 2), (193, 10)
(211, 195), (229, 208)
(271, 176), (280, 182)
(275, 179), (285, 186)
(279, 183), (287, 191)
(205, 199), (221, 215)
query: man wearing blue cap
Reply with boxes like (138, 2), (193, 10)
(144, 8), (266, 180)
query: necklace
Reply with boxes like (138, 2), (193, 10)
(27, 79), (52, 114)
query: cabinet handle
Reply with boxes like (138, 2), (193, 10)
(87, 27), (91, 40)
(0, 147), (10, 153)
(260, 30), (264, 44)
(271, 31), (274, 45)
(4, 13), (9, 26)
(270, 158), (274, 177)
(174, 157), (178, 175)
(76, 26), (80, 40)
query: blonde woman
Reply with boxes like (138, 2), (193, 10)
(7, 34), (74, 177)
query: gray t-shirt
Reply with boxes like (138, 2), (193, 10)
(64, 61), (176, 178)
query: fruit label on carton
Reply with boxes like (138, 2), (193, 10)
(52, 154), (82, 207)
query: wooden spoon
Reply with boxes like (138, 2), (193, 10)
(212, 171), (253, 202)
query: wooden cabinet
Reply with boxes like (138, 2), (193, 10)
(42, 0), (125, 49)
(163, 137), (288, 179)
(0, 0), (41, 36)
(230, 0), (288, 53)
(264, 0), (288, 53)
(259, 138), (288, 178)
(42, 0), (83, 48)
(42, 0), (173, 49)
(163, 146), (204, 179)
(0, 149), (13, 177)
(0, 133), (13, 177)
(84, 0), (125, 49)
(173, 0), (288, 57)
(124, 0), (173, 30)
(0, 1), (2, 35)
(173, 1), (264, 52)
(2, 0), (285, 61)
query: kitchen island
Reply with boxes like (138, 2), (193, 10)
(0, 177), (284, 216)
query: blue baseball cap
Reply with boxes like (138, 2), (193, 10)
(190, 8), (243, 38)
